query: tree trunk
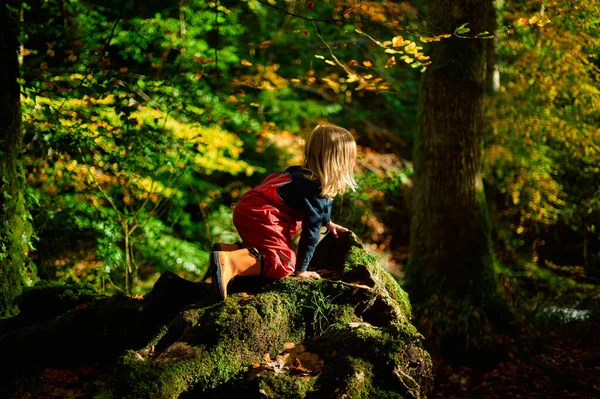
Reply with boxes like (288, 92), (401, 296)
(485, 0), (500, 93)
(407, 0), (506, 355)
(0, 0), (34, 318)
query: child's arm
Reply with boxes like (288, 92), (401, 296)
(295, 270), (321, 279)
(327, 221), (350, 238)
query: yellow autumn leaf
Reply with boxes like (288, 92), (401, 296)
(404, 42), (418, 54)
(241, 59), (253, 66)
(325, 60), (336, 66)
(392, 36), (405, 47)
(420, 36), (441, 43)
(362, 60), (373, 67)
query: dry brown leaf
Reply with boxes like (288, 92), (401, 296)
(266, 358), (286, 373)
(283, 342), (296, 351)
(348, 322), (372, 328)
(247, 365), (268, 381)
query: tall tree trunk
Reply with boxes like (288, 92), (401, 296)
(0, 0), (34, 318)
(485, 0), (500, 93)
(407, 0), (506, 356)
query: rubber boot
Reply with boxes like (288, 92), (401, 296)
(212, 248), (262, 301)
(205, 242), (243, 282)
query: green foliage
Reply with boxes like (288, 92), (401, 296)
(334, 152), (413, 249)
(15, 0), (598, 325)
(485, 0), (600, 259)
(17, 0), (423, 294)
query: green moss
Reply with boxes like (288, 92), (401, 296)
(378, 270), (412, 318)
(344, 246), (379, 274)
(18, 282), (100, 309)
(255, 373), (316, 398)
(316, 355), (380, 398)
(342, 241), (413, 323)
(0, 138), (36, 317)
(0, 42), (36, 316)
(113, 291), (308, 397)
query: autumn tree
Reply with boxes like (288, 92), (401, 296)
(0, 0), (35, 317)
(406, 0), (509, 353)
(485, 0), (600, 305)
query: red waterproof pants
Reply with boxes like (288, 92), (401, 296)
(233, 173), (302, 279)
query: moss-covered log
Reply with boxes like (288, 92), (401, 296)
(0, 234), (433, 398)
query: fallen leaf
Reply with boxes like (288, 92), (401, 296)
(283, 342), (296, 351)
(348, 322), (372, 328)
(298, 352), (312, 362)
(248, 365), (268, 381)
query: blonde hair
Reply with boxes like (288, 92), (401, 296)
(304, 125), (358, 199)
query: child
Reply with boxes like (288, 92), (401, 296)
(211, 125), (357, 300)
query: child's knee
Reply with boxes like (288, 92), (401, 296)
(261, 249), (295, 279)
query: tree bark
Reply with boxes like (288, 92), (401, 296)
(407, 0), (506, 354)
(485, 0), (500, 93)
(0, 0), (34, 318)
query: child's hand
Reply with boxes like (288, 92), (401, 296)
(327, 221), (350, 238)
(295, 271), (321, 279)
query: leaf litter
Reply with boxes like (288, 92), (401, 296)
(248, 342), (324, 381)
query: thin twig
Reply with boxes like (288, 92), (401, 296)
(106, 274), (127, 295)
(191, 186), (213, 244)
(312, 21), (356, 78)
(80, 148), (123, 222)
(214, 0), (219, 77)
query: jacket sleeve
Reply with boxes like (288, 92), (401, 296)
(323, 199), (333, 227)
(295, 196), (328, 273)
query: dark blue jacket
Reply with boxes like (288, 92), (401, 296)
(278, 166), (332, 272)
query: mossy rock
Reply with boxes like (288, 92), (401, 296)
(109, 234), (432, 398)
(0, 234), (433, 398)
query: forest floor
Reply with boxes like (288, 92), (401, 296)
(17, 319), (599, 399)
(434, 324), (600, 398)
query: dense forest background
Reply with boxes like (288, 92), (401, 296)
(1, 0), (599, 396)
